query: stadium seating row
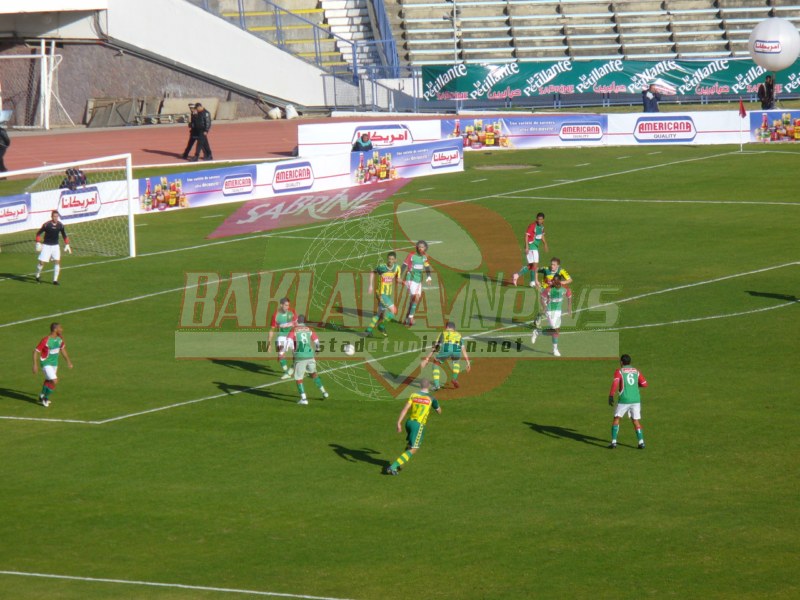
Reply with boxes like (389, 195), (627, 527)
(383, 0), (800, 65)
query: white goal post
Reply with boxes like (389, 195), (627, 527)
(0, 41), (73, 130)
(0, 153), (137, 258)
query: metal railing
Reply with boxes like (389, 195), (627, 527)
(369, 0), (401, 77)
(187, 0), (399, 84)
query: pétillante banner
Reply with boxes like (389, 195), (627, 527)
(422, 59), (800, 101)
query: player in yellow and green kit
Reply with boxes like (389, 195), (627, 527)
(608, 354), (649, 449)
(401, 240), (432, 326)
(512, 212), (548, 287)
(33, 322), (74, 407)
(366, 251), (401, 338)
(384, 379), (441, 476)
(268, 297), (297, 379)
(421, 321), (471, 390)
(534, 257), (572, 329)
(286, 315), (329, 405)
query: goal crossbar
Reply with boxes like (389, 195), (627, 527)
(0, 153), (136, 258)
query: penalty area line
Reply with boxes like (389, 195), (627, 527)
(500, 195), (800, 207)
(490, 299), (799, 338)
(0, 571), (355, 600)
(1, 149), (736, 286)
(15, 260), (797, 426)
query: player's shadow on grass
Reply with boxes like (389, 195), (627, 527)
(0, 272), (36, 284)
(523, 422), (612, 448)
(213, 381), (297, 403)
(329, 444), (390, 469)
(210, 359), (277, 375)
(746, 290), (798, 302)
(0, 388), (41, 405)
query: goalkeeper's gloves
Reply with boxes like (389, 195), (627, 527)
(608, 395), (615, 406)
(64, 244), (72, 254)
(35, 242), (43, 252)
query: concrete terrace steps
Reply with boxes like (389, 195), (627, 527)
(391, 0), (800, 64)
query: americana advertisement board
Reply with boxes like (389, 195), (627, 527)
(297, 120), (442, 157)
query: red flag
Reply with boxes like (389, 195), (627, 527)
(738, 98), (747, 118)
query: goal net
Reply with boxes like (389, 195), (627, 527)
(0, 48), (73, 129)
(0, 154), (136, 257)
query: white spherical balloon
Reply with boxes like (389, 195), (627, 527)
(748, 18), (800, 72)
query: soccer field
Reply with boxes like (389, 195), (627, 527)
(1, 145), (798, 600)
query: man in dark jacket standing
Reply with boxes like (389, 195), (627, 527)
(0, 125), (10, 172)
(758, 75), (775, 110)
(192, 103), (213, 161)
(642, 84), (661, 113)
(181, 105), (199, 160)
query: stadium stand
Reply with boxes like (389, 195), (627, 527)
(188, 0), (384, 73)
(386, 0), (800, 65)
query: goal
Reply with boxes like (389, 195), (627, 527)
(0, 154), (137, 258)
(0, 43), (73, 129)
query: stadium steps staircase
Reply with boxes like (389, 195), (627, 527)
(188, 0), (382, 73)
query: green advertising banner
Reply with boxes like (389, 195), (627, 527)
(421, 59), (800, 101)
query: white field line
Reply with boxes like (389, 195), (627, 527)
(490, 299), (798, 337)
(500, 195), (799, 207)
(470, 178), (488, 183)
(0, 149), (739, 285)
(0, 571), (354, 600)
(200, 214), (224, 219)
(95, 345), (419, 424)
(4, 261), (795, 425)
(525, 170), (539, 174)
(575, 163), (590, 167)
(0, 415), (96, 424)
(648, 151), (662, 155)
(417, 186), (435, 191)
(0, 150), (754, 330)
(740, 149), (800, 155)
(0, 247), (396, 330)
(264, 236), (443, 243)
(616, 156), (630, 160)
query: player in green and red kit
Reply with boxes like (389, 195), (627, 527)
(384, 379), (441, 476)
(268, 297), (297, 380)
(512, 212), (548, 287)
(366, 251), (402, 338)
(400, 240), (432, 326)
(286, 315), (329, 405)
(35, 210), (71, 285)
(32, 322), (73, 407)
(421, 321), (471, 390)
(531, 275), (572, 357)
(608, 354), (649, 449)
(534, 257), (572, 329)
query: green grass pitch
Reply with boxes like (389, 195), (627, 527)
(0, 144), (798, 599)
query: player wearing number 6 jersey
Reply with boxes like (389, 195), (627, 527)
(268, 297), (297, 379)
(35, 210), (71, 285)
(384, 379), (441, 476)
(286, 315), (329, 405)
(608, 354), (649, 449)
